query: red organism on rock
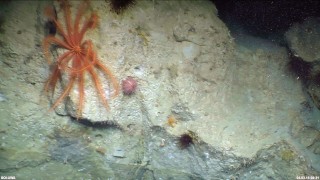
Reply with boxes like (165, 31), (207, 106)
(122, 76), (137, 95)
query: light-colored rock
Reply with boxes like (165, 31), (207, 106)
(297, 127), (319, 147)
(311, 141), (320, 154)
(285, 17), (320, 62)
(1, 0), (320, 178)
(112, 148), (125, 158)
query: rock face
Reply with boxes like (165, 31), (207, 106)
(285, 17), (320, 130)
(0, 0), (319, 179)
(285, 18), (320, 63)
(55, 0), (234, 124)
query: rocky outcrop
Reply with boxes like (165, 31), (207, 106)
(285, 18), (320, 63)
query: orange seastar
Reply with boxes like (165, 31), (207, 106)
(43, 0), (119, 118)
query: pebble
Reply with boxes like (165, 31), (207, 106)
(0, 93), (7, 102)
(112, 148), (125, 158)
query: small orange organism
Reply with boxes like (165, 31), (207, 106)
(167, 115), (177, 127)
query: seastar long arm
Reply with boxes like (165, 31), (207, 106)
(77, 69), (85, 117)
(59, 0), (73, 40)
(88, 67), (110, 110)
(44, 5), (71, 45)
(43, 36), (73, 63)
(74, 0), (89, 36)
(86, 41), (120, 97)
(44, 51), (73, 95)
(78, 13), (98, 42)
(95, 61), (120, 98)
(49, 74), (76, 112)
(44, 65), (61, 96)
